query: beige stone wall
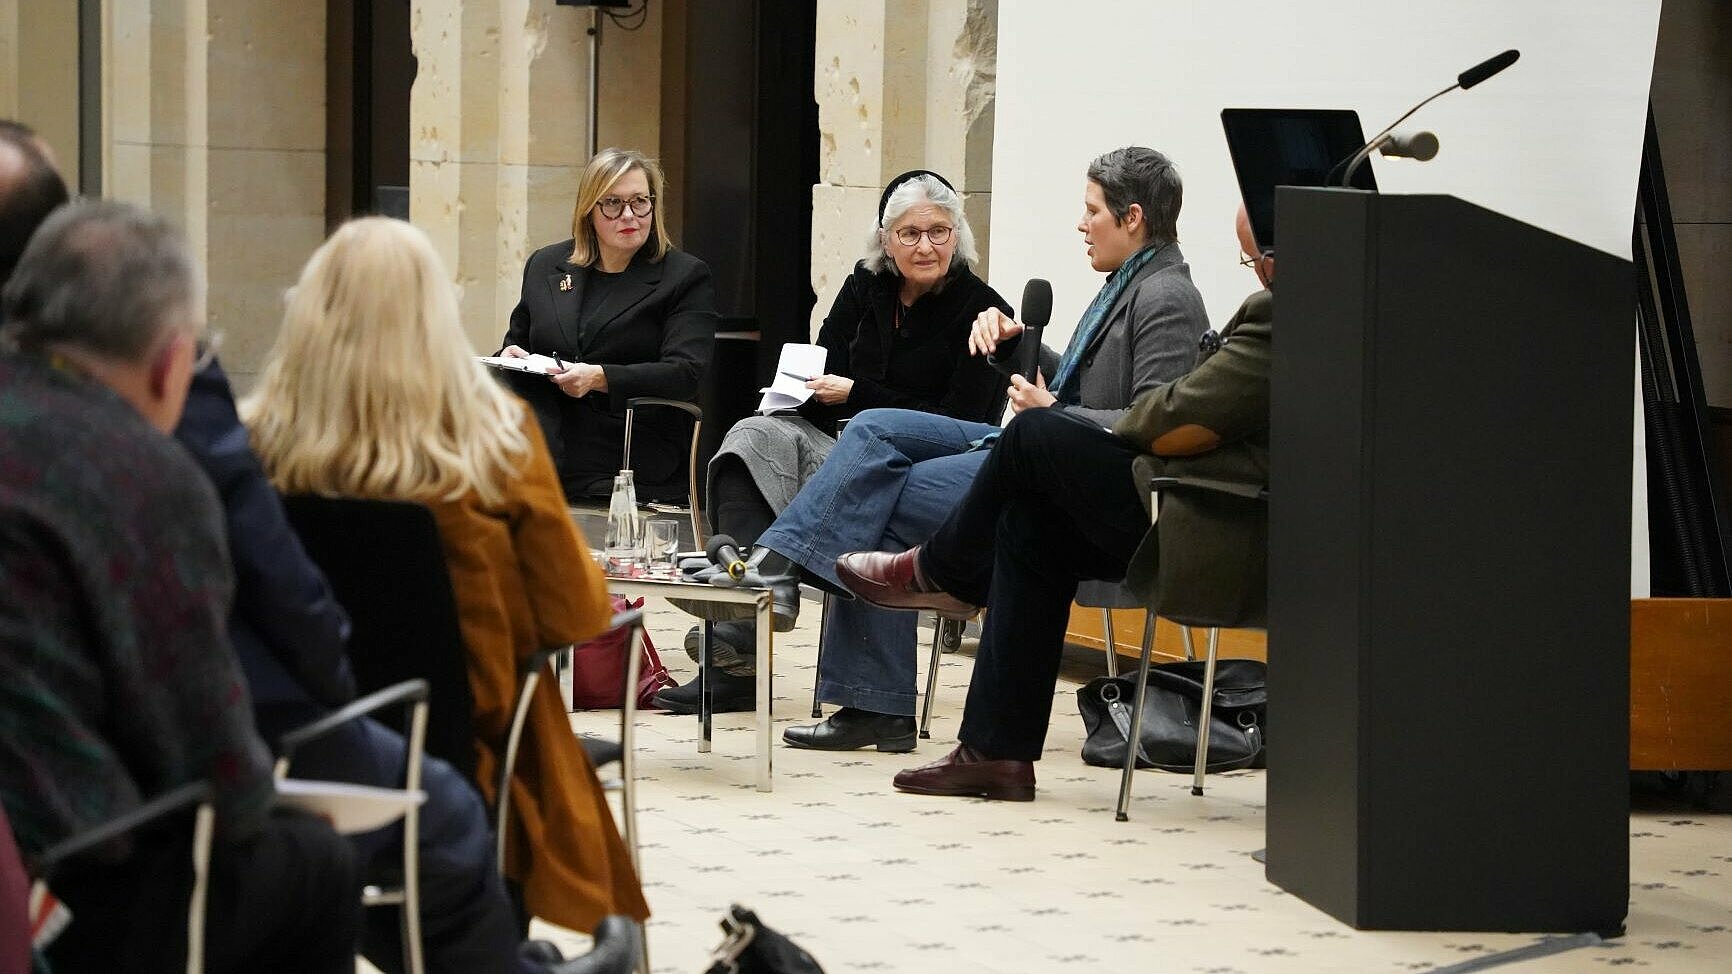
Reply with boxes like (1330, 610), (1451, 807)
(2, 0), (82, 188)
(101, 0), (325, 385)
(811, 0), (997, 333)
(410, 0), (665, 354)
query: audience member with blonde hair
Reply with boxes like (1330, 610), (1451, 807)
(243, 216), (649, 934)
(497, 146), (718, 502)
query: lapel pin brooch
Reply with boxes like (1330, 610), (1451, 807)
(559, 273), (573, 292)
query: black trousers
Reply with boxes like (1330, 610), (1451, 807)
(46, 807), (360, 974)
(922, 407), (1150, 761)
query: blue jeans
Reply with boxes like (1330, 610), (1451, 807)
(756, 408), (994, 715)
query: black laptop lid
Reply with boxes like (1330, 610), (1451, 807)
(1221, 108), (1375, 251)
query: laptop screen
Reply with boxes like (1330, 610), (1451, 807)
(1221, 108), (1376, 251)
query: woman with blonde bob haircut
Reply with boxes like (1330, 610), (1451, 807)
(244, 216), (650, 934)
(497, 147), (717, 503)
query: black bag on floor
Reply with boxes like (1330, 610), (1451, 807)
(702, 904), (825, 974)
(1078, 659), (1267, 772)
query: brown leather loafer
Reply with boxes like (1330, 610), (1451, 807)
(834, 548), (979, 620)
(892, 744), (1035, 801)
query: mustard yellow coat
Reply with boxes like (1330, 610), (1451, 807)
(424, 415), (648, 932)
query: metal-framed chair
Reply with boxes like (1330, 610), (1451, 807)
(26, 782), (216, 974)
(915, 582), (1141, 741)
(274, 679), (432, 974)
(1115, 475), (1268, 818)
(281, 499), (569, 874)
(624, 397), (705, 548)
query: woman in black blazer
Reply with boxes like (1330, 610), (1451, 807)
(498, 147), (718, 501)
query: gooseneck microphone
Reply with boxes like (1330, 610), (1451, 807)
(989, 278), (1052, 378)
(1333, 48), (1521, 188)
(706, 534), (748, 581)
(1458, 49), (1521, 90)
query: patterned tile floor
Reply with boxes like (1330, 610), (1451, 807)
(533, 597), (1732, 973)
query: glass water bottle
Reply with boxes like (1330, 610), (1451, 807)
(604, 470), (643, 575)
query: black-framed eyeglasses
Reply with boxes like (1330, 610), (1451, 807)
(596, 195), (655, 219)
(193, 329), (224, 372)
(892, 225), (953, 247)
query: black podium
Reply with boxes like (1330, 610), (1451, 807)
(1265, 188), (1631, 933)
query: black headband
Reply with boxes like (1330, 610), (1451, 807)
(878, 170), (956, 224)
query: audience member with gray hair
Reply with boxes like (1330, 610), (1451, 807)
(659, 169), (1013, 714)
(0, 197), (362, 974)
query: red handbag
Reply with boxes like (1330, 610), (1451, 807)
(568, 595), (676, 710)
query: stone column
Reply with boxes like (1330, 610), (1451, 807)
(102, 0), (325, 385)
(1, 0), (82, 188)
(411, 0), (663, 353)
(810, 0), (998, 332)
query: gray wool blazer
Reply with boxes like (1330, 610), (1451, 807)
(1022, 242), (1209, 427)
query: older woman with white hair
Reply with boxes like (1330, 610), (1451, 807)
(658, 169), (1012, 714)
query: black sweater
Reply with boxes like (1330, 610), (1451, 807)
(800, 260), (1014, 432)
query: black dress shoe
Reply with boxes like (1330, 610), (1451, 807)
(892, 743), (1035, 801)
(783, 708), (917, 752)
(652, 668), (756, 715)
(520, 940), (565, 967)
(578, 735), (623, 767)
(681, 621), (753, 673)
(548, 915), (642, 974)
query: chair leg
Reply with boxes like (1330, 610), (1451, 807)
(698, 622), (712, 753)
(1180, 624), (1196, 661)
(686, 418), (705, 550)
(810, 592), (831, 718)
(186, 802), (215, 974)
(1191, 627), (1221, 796)
(1100, 608), (1119, 677)
(401, 700), (429, 974)
(496, 667), (541, 874)
(1115, 613), (1158, 822)
(917, 615), (946, 740)
(620, 623), (642, 875)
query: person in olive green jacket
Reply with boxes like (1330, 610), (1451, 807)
(832, 207), (1274, 801)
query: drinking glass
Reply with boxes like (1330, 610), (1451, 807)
(642, 518), (681, 576)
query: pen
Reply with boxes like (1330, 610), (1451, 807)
(779, 370), (815, 382)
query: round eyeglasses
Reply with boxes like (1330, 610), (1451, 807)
(597, 195), (655, 220)
(892, 225), (953, 247)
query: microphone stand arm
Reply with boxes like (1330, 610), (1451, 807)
(1337, 82), (1460, 187)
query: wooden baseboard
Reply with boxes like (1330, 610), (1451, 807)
(1631, 597), (1732, 770)
(1068, 597), (1731, 771)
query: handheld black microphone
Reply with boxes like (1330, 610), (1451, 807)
(990, 278), (1052, 378)
(705, 534), (748, 581)
(1333, 48), (1521, 187)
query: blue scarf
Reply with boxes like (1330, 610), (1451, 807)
(1048, 241), (1167, 404)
